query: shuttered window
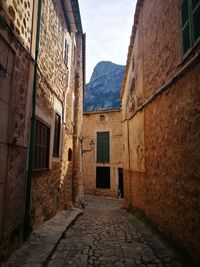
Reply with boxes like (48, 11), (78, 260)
(33, 120), (50, 170)
(63, 38), (69, 66)
(192, 0), (200, 41)
(97, 132), (110, 163)
(53, 113), (61, 157)
(180, 0), (200, 55)
(96, 167), (110, 189)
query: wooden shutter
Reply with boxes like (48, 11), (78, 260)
(53, 113), (61, 157)
(192, 0), (200, 42)
(97, 132), (110, 163)
(180, 0), (191, 54)
(33, 120), (50, 170)
(64, 39), (68, 65)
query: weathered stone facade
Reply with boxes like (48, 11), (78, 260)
(0, 0), (35, 259)
(121, 0), (200, 263)
(30, 0), (85, 229)
(82, 110), (123, 198)
(72, 34), (85, 204)
(0, 0), (33, 50)
(0, 0), (85, 261)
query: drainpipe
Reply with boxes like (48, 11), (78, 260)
(127, 120), (132, 207)
(23, 0), (42, 239)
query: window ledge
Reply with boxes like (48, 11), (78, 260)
(32, 168), (50, 172)
(96, 188), (111, 190)
(52, 157), (61, 163)
(179, 38), (200, 67)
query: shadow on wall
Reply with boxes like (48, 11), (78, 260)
(30, 160), (73, 230)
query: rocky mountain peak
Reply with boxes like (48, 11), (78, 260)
(84, 61), (125, 112)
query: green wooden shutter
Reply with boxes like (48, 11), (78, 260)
(191, 0), (200, 42)
(180, 0), (191, 54)
(97, 132), (110, 163)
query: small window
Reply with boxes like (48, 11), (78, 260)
(96, 167), (110, 189)
(132, 56), (135, 71)
(71, 94), (75, 122)
(97, 132), (110, 163)
(63, 38), (69, 65)
(53, 113), (61, 157)
(100, 114), (105, 122)
(33, 120), (50, 170)
(68, 148), (72, 161)
(130, 78), (135, 94)
(180, 0), (200, 55)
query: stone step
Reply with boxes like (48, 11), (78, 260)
(2, 208), (83, 267)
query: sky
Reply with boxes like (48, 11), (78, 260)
(78, 0), (137, 83)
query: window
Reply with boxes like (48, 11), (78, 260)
(132, 56), (135, 72)
(130, 78), (135, 94)
(63, 37), (69, 65)
(68, 148), (72, 161)
(71, 94), (75, 123)
(96, 167), (110, 189)
(33, 120), (50, 170)
(53, 113), (61, 157)
(180, 0), (200, 55)
(100, 114), (105, 122)
(97, 132), (110, 163)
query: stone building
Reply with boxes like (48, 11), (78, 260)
(29, 0), (85, 230)
(121, 0), (200, 263)
(0, 0), (36, 259)
(82, 110), (123, 198)
(0, 0), (85, 260)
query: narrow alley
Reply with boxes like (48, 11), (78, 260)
(47, 196), (183, 267)
(0, 0), (200, 265)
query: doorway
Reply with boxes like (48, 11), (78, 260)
(118, 168), (124, 198)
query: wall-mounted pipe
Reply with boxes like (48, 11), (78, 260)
(23, 0), (42, 239)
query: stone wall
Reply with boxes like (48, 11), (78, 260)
(122, 0), (200, 263)
(30, 0), (84, 229)
(0, 0), (33, 50)
(0, 12), (33, 259)
(38, 0), (69, 100)
(0, 0), (84, 260)
(82, 110), (123, 198)
(30, 0), (70, 228)
(72, 34), (84, 204)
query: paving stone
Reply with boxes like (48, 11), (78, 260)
(46, 196), (184, 267)
(4, 195), (185, 267)
(2, 208), (83, 267)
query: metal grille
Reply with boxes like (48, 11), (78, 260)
(180, 0), (200, 55)
(192, 2), (200, 41)
(182, 24), (191, 54)
(192, 0), (200, 9)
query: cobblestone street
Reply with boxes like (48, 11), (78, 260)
(47, 196), (184, 267)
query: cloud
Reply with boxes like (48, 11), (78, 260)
(79, 0), (137, 82)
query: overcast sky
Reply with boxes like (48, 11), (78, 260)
(78, 0), (137, 83)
